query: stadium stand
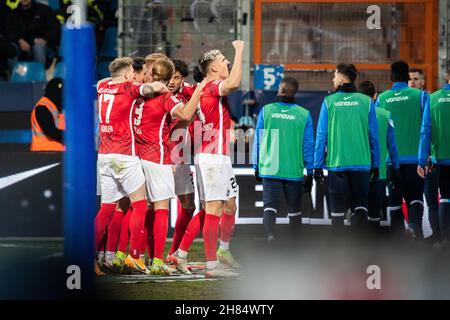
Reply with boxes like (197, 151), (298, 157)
(53, 61), (65, 78)
(10, 61), (46, 82)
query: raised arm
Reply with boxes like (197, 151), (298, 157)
(219, 40), (245, 97)
(172, 80), (207, 121)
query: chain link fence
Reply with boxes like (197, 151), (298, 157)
(119, 0), (240, 70)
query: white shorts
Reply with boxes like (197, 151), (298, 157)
(195, 153), (239, 202)
(174, 164), (195, 196)
(141, 159), (176, 202)
(97, 154), (145, 203)
(96, 166), (102, 196)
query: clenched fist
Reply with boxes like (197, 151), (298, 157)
(232, 40), (245, 52)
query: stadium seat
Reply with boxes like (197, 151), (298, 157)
(96, 60), (112, 80)
(54, 62), (65, 78)
(46, 0), (60, 10)
(10, 62), (46, 82)
(99, 27), (118, 58)
(111, 0), (118, 11)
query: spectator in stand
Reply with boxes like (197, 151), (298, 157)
(6, 0), (60, 68)
(55, 0), (117, 52)
(0, 2), (17, 80)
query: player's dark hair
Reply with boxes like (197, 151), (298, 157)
(193, 66), (204, 82)
(336, 63), (357, 83)
(279, 77), (299, 97)
(194, 49), (222, 82)
(173, 59), (189, 78)
(132, 56), (145, 73)
(391, 60), (410, 83)
(358, 80), (377, 99)
(409, 68), (424, 76)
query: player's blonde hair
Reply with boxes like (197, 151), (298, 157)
(144, 53), (168, 68)
(109, 57), (133, 78)
(152, 58), (175, 84)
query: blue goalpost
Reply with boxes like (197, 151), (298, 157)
(62, 21), (96, 293)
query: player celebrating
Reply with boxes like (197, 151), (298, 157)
(134, 57), (207, 275)
(95, 57), (168, 275)
(171, 41), (245, 278)
(166, 59), (199, 258)
(314, 63), (380, 232)
(376, 61), (429, 240)
(418, 70), (450, 248)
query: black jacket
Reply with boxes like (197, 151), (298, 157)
(5, 1), (61, 49)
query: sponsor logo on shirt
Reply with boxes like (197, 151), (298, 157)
(334, 101), (359, 107)
(101, 125), (114, 133)
(343, 96), (352, 100)
(437, 97), (450, 103)
(271, 113), (296, 120)
(394, 92), (402, 96)
(171, 96), (181, 104)
(203, 123), (214, 131)
(98, 88), (118, 94)
(386, 96), (409, 103)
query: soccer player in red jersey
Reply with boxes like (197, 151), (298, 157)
(101, 57), (148, 273)
(165, 60), (200, 260)
(172, 41), (245, 278)
(95, 57), (168, 275)
(133, 57), (207, 275)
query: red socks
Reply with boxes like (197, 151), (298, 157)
(203, 214), (220, 262)
(106, 210), (124, 252)
(220, 213), (235, 243)
(179, 209), (205, 252)
(117, 207), (132, 253)
(146, 209), (155, 259)
(153, 209), (169, 260)
(169, 201), (194, 255)
(95, 203), (116, 249)
(129, 200), (148, 259)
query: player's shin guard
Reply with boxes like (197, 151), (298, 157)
(129, 200), (148, 259)
(95, 203), (116, 249)
(203, 214), (220, 264)
(106, 210), (124, 252)
(408, 200), (424, 240)
(439, 201), (450, 241)
(263, 208), (276, 240)
(179, 209), (205, 252)
(117, 207), (132, 253)
(153, 209), (169, 260)
(169, 204), (194, 255)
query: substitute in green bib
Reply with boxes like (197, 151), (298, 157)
(314, 63), (380, 230)
(359, 81), (399, 231)
(253, 77), (314, 242)
(376, 61), (429, 239)
(418, 70), (450, 246)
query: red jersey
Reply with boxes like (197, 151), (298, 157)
(169, 82), (198, 163)
(197, 80), (231, 156)
(97, 81), (143, 156)
(134, 92), (182, 164)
